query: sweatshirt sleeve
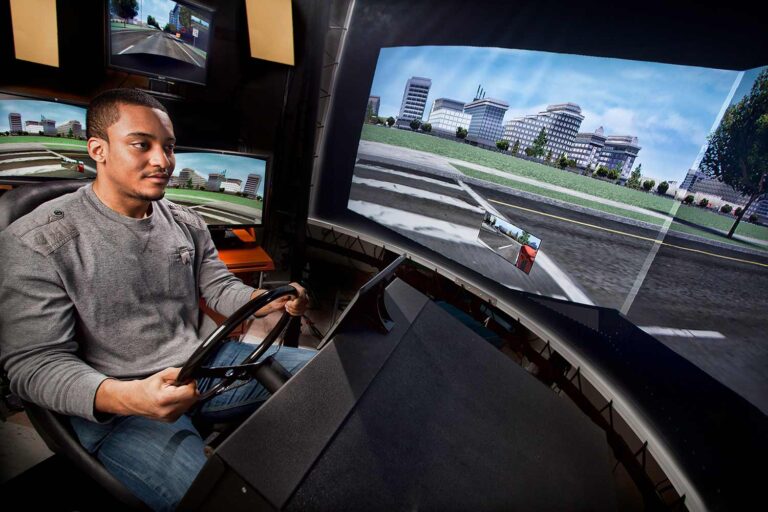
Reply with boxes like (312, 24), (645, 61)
(0, 231), (110, 422)
(195, 228), (257, 317)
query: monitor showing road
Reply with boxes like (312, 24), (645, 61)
(0, 93), (94, 179)
(107, 1), (213, 85)
(165, 148), (267, 227)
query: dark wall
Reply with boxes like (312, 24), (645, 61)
(0, 0), (326, 275)
(313, 0), (768, 217)
(0, 0), (292, 149)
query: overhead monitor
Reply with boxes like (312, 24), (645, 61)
(0, 91), (95, 180)
(106, 0), (214, 86)
(166, 148), (269, 228)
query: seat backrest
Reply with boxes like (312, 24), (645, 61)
(0, 180), (89, 230)
(0, 180), (148, 510)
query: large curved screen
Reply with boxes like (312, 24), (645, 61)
(349, 46), (768, 412)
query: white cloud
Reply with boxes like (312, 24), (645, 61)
(581, 107), (637, 135)
(619, 66), (662, 82)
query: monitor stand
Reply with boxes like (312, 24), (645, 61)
(142, 78), (184, 101)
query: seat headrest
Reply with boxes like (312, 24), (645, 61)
(0, 180), (90, 230)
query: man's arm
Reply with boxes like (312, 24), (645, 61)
(193, 224), (308, 317)
(94, 367), (197, 422)
(0, 232), (109, 421)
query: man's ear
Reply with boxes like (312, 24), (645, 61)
(87, 137), (107, 163)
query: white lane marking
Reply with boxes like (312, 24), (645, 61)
(194, 210), (249, 224)
(640, 327), (726, 339)
(118, 44), (135, 55)
(0, 165), (66, 176)
(496, 243), (518, 250)
(0, 156), (62, 164)
(476, 238), (494, 251)
(352, 176), (483, 213)
(457, 180), (505, 217)
(534, 251), (595, 305)
(0, 151), (53, 158)
(172, 38), (201, 66)
(356, 164), (462, 190)
(194, 205), (252, 220)
(348, 200), (482, 245)
(463, 180), (594, 306)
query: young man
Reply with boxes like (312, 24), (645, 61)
(0, 89), (315, 510)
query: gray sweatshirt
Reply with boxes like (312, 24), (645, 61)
(0, 184), (255, 421)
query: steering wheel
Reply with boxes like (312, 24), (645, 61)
(176, 284), (301, 401)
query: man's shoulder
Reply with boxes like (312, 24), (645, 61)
(3, 188), (85, 256)
(162, 199), (207, 231)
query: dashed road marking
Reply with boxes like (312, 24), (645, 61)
(352, 176), (483, 212)
(356, 164), (462, 190)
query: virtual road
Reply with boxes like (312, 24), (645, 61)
(111, 28), (204, 67)
(0, 144), (95, 178)
(350, 147), (768, 414)
(164, 191), (262, 225)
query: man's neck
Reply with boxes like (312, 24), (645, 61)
(92, 180), (151, 219)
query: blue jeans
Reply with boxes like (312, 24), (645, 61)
(70, 341), (315, 511)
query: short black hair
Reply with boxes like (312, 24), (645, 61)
(86, 88), (168, 140)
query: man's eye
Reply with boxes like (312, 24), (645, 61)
(165, 145), (175, 153)
(132, 141), (149, 150)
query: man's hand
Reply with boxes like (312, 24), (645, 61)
(95, 367), (198, 422)
(284, 282), (308, 316)
(250, 282), (309, 317)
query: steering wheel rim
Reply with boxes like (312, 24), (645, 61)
(177, 284), (300, 389)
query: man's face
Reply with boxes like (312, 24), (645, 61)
(93, 103), (176, 202)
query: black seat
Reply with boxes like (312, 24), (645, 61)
(0, 180), (149, 510)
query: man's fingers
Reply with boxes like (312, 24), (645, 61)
(158, 367), (182, 381)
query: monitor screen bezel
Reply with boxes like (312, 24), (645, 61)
(104, 0), (216, 87)
(170, 145), (273, 230)
(0, 89), (92, 183)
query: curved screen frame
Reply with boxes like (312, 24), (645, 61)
(104, 0), (216, 86)
(169, 145), (273, 230)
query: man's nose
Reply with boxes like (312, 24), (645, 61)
(149, 145), (171, 169)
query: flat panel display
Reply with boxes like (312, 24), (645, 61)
(107, 0), (213, 85)
(166, 148), (268, 227)
(0, 92), (95, 179)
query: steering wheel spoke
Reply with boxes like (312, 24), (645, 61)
(177, 284), (301, 400)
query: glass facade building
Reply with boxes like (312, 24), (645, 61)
(597, 135), (641, 178)
(503, 103), (584, 158)
(368, 96), (380, 117)
(427, 98), (471, 134)
(464, 98), (509, 145)
(570, 127), (607, 169)
(396, 77), (432, 127)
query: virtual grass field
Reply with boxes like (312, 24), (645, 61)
(0, 136), (87, 147)
(362, 125), (675, 213)
(361, 125), (768, 247)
